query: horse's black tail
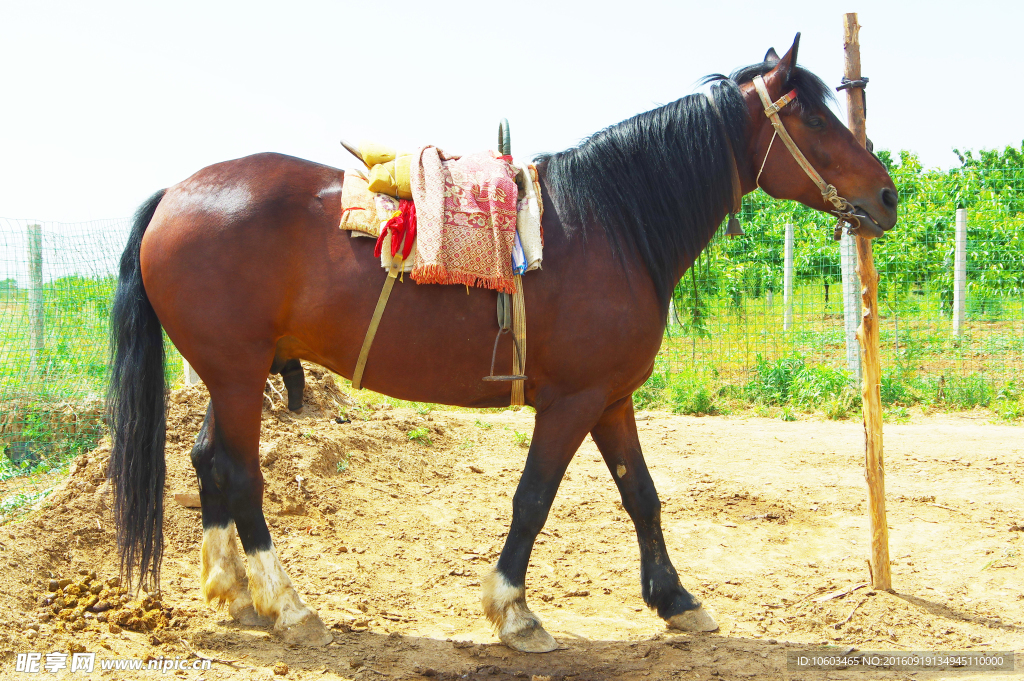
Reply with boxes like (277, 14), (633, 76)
(106, 189), (168, 590)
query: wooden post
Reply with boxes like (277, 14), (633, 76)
(27, 224), (44, 374)
(845, 12), (891, 591)
(783, 222), (794, 331)
(952, 208), (967, 335)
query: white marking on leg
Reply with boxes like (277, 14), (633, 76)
(482, 568), (557, 652)
(246, 546), (315, 629)
(616, 464), (627, 478)
(482, 569), (538, 635)
(200, 523), (246, 607)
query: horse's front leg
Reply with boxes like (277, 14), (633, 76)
(590, 396), (718, 632)
(483, 392), (605, 653)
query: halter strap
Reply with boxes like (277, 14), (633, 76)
(751, 75), (859, 226)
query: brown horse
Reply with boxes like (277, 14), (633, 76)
(107, 35), (897, 652)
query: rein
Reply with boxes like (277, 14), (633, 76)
(752, 75), (862, 236)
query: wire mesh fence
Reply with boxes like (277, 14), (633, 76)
(658, 148), (1024, 417)
(1, 218), (134, 519)
(2, 147), (1023, 519)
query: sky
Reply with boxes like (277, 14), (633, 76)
(2, 0), (1020, 223)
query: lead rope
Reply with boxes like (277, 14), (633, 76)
(755, 129), (778, 190)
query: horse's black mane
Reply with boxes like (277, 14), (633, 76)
(537, 61), (834, 305)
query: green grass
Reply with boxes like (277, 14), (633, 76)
(650, 283), (1023, 420)
(631, 341), (1022, 421)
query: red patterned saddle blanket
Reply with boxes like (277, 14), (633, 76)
(340, 146), (543, 294)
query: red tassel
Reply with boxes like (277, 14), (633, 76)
(373, 199), (417, 260)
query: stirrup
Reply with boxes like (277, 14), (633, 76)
(483, 290), (526, 382)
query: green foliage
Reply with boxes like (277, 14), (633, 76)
(823, 389), (857, 420)
(938, 374), (995, 410)
(670, 383), (715, 416)
(633, 369), (669, 410)
(671, 145), (1024, 319)
(745, 355), (827, 406)
(0, 487), (53, 522)
(512, 431), (531, 448)
(407, 427), (432, 446)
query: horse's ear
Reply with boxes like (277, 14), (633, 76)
(764, 48), (781, 65)
(775, 33), (801, 82)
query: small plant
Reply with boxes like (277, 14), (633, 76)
(0, 487), (53, 522)
(939, 374), (995, 410)
(634, 370), (669, 410)
(824, 388), (857, 420)
(335, 452), (351, 474)
(408, 427), (432, 446)
(671, 384), (716, 416)
(512, 430), (531, 448)
(993, 398), (1022, 421)
(473, 419), (493, 430)
(415, 404), (433, 415)
(780, 406), (796, 422)
(885, 405), (911, 423)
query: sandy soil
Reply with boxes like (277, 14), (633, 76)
(1, 365), (1022, 680)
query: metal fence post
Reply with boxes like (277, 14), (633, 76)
(783, 222), (794, 331)
(27, 224), (44, 374)
(952, 208), (967, 335)
(840, 230), (862, 382)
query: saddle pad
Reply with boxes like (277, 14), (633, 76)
(340, 149), (544, 288)
(410, 147), (519, 294)
(339, 171), (383, 237)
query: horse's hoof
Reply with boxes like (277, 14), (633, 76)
(500, 620), (558, 653)
(229, 600), (272, 627)
(667, 606), (719, 632)
(276, 612), (333, 647)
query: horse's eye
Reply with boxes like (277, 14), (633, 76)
(807, 116), (825, 129)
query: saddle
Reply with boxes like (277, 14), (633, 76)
(341, 120), (533, 404)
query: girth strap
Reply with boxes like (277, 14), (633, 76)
(352, 257), (403, 390)
(510, 274), (526, 406)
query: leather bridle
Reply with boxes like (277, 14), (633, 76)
(752, 74), (863, 236)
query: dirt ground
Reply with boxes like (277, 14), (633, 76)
(1, 365), (1022, 680)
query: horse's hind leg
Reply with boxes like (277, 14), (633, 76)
(590, 396), (718, 632)
(191, 402), (268, 625)
(483, 393), (605, 652)
(204, 382), (331, 646)
(270, 357), (305, 412)
(280, 359), (305, 412)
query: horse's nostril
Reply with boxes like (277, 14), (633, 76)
(881, 188), (898, 210)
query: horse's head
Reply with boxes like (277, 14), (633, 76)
(738, 34), (898, 238)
